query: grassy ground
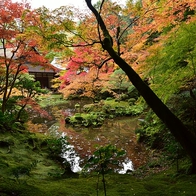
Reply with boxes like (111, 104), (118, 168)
(0, 130), (196, 196)
(1, 168), (196, 195)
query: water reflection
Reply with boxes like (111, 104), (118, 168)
(50, 125), (135, 174)
(61, 132), (82, 173)
(48, 124), (82, 173)
(47, 116), (147, 174)
(118, 158), (134, 174)
(72, 117), (147, 169)
(29, 101), (148, 173)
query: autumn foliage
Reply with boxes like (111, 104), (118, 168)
(50, 0), (195, 102)
(1, 0), (195, 113)
(0, 0), (52, 120)
(59, 45), (115, 99)
(0, 0), (196, 175)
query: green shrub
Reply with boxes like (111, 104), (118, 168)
(106, 97), (114, 101)
(68, 112), (105, 127)
(47, 137), (68, 158)
(128, 98), (136, 105)
(0, 111), (20, 132)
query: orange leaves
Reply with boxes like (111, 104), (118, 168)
(0, 0), (24, 40)
(59, 44), (114, 99)
(28, 40), (37, 47)
(130, 0), (195, 39)
(25, 51), (46, 65)
(0, 0), (23, 23)
(0, 9), (14, 23)
(0, 0), (53, 113)
(60, 69), (108, 99)
(120, 0), (196, 74)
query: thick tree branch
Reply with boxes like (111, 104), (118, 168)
(85, 0), (113, 50)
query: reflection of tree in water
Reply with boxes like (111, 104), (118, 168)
(28, 102), (148, 171)
(63, 117), (148, 170)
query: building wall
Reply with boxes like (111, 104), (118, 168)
(29, 72), (56, 89)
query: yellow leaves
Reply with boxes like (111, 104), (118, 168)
(132, 42), (145, 53)
(0, 88), (20, 98)
(142, 0), (158, 8)
(51, 78), (61, 89)
(26, 120), (48, 133)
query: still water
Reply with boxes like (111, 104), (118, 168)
(47, 116), (147, 174)
(29, 101), (148, 173)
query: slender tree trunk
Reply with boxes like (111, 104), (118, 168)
(16, 104), (27, 121)
(85, 0), (196, 173)
(2, 64), (10, 113)
(101, 166), (107, 196)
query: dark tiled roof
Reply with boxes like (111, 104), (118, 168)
(0, 48), (65, 73)
(26, 64), (57, 73)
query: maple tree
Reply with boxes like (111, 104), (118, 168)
(59, 45), (115, 100)
(27, 0), (133, 101)
(85, 0), (196, 173)
(52, 0), (129, 100)
(0, 0), (52, 116)
(120, 0), (196, 69)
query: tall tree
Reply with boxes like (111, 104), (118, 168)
(0, 0), (51, 113)
(85, 0), (196, 173)
(29, 0), (128, 100)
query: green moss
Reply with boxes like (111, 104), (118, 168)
(0, 128), (196, 195)
(104, 99), (130, 107)
(1, 171), (196, 195)
(0, 131), (61, 181)
(67, 99), (144, 127)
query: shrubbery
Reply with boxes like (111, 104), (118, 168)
(65, 99), (144, 127)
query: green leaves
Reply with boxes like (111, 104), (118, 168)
(85, 144), (125, 173)
(146, 20), (196, 103)
(67, 112), (105, 127)
(109, 68), (130, 91)
(15, 73), (47, 96)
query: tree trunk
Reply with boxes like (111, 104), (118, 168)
(85, 0), (196, 173)
(108, 47), (196, 173)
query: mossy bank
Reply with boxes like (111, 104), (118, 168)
(0, 129), (196, 196)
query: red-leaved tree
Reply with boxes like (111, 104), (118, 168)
(0, 0), (51, 113)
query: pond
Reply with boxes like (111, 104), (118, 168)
(28, 100), (148, 174)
